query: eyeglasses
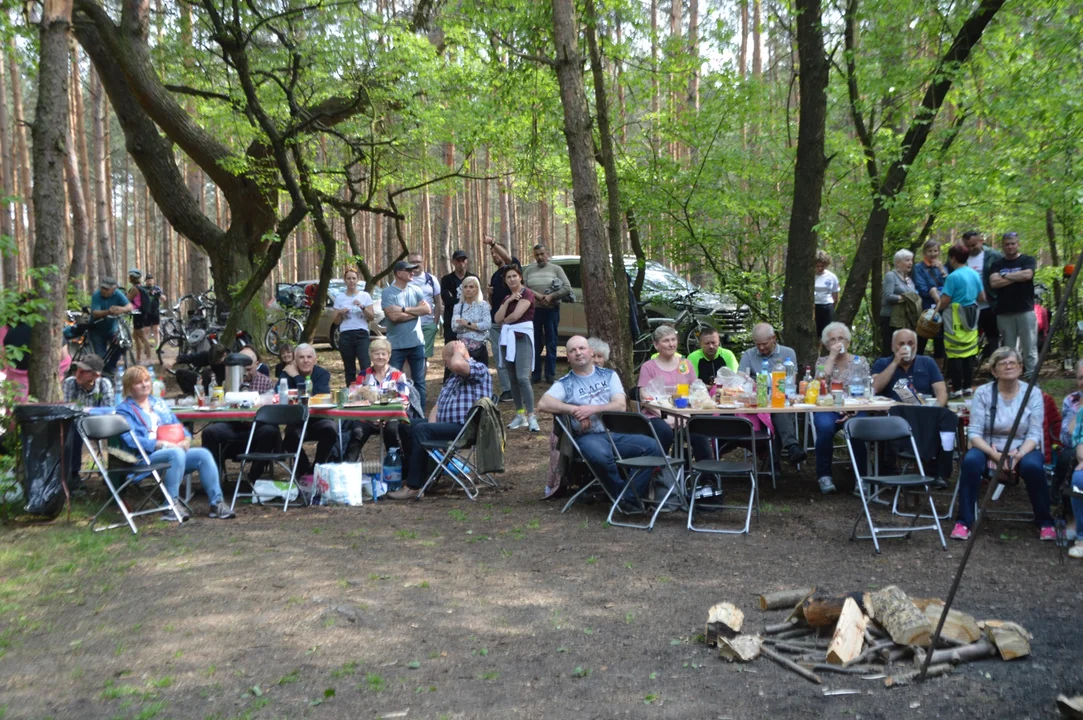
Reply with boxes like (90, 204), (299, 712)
(996, 360), (1020, 368)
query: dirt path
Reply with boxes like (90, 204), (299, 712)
(3, 349), (1081, 719)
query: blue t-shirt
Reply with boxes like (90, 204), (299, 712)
(381, 284), (424, 350)
(870, 354), (943, 400)
(90, 289), (130, 339)
(942, 266), (983, 307)
(543, 366), (625, 434)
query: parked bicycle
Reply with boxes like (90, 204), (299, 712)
(265, 288), (306, 355)
(66, 309), (137, 378)
(631, 290), (717, 370)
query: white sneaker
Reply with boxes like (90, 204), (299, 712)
(527, 414), (540, 432)
(507, 413), (526, 430)
(818, 476), (836, 494)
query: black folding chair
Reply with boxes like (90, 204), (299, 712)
(598, 411), (685, 531)
(416, 404), (499, 500)
(683, 416), (759, 535)
(77, 414), (188, 534)
(552, 415), (620, 514)
(844, 416), (947, 553)
(231, 404), (308, 512)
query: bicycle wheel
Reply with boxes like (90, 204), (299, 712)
(266, 317), (302, 355)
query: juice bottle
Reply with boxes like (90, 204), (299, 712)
(804, 368), (820, 405)
(771, 359), (786, 408)
(756, 360), (770, 408)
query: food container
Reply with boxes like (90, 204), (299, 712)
(832, 390), (845, 406)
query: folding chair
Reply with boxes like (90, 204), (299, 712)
(598, 411), (685, 531)
(844, 416), (947, 553)
(416, 404), (499, 500)
(77, 414), (187, 534)
(552, 415), (620, 514)
(231, 404), (309, 512)
(684, 416), (758, 535)
(890, 405), (961, 522)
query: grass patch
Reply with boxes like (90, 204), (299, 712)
(477, 670), (500, 681)
(330, 660), (360, 678)
(277, 669), (301, 685)
(361, 673), (385, 692)
(448, 509), (469, 522)
(394, 530), (418, 540)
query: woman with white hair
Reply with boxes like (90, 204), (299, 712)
(880, 248), (917, 355)
(451, 275), (492, 365)
(587, 337), (610, 367)
(812, 322), (867, 494)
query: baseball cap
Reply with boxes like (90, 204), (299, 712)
(128, 268), (142, 278)
(452, 250), (468, 261)
(100, 276), (118, 288)
(73, 354), (105, 373)
(393, 260), (419, 272)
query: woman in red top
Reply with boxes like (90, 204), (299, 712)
(494, 266), (538, 432)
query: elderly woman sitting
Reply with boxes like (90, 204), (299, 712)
(812, 322), (867, 495)
(115, 366), (234, 520)
(952, 346), (1054, 541)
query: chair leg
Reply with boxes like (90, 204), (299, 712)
(561, 478), (602, 514)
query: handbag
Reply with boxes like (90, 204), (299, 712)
(156, 423), (186, 444)
(916, 308), (942, 339)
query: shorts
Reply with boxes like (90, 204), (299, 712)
(422, 322), (438, 358)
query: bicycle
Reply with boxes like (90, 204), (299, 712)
(66, 310), (137, 379)
(265, 305), (305, 355)
(631, 290), (716, 370)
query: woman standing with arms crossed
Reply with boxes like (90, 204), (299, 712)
(495, 266), (538, 432)
(333, 268), (376, 385)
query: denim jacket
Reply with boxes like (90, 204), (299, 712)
(912, 261), (947, 309)
(115, 397), (190, 455)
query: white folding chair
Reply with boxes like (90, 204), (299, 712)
(416, 404), (500, 500)
(552, 415), (621, 514)
(683, 416), (759, 534)
(598, 411), (685, 531)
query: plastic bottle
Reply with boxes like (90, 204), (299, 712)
(771, 359), (786, 408)
(149, 367), (164, 398)
(381, 447), (403, 498)
(804, 367), (820, 405)
(756, 359), (770, 408)
(115, 358), (126, 385)
(305, 375), (314, 398)
(849, 356), (866, 399)
(783, 358), (797, 401)
(798, 366), (811, 397)
(278, 377), (289, 405)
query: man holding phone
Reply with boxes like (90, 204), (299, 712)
(871, 328), (948, 406)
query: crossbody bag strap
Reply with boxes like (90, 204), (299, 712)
(986, 383), (998, 446)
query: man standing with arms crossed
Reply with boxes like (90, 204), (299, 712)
(989, 232), (1039, 375)
(383, 260), (431, 410)
(523, 244), (572, 385)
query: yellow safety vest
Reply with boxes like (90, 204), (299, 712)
(944, 303), (978, 359)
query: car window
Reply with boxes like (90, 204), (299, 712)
(559, 262), (582, 288)
(623, 261), (695, 296)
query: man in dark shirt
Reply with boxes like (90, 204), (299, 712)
(485, 236), (519, 402)
(988, 232), (1038, 375)
(440, 250), (475, 343)
(275, 343), (336, 476)
(871, 329), (948, 405)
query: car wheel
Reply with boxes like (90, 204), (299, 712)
(329, 323), (340, 351)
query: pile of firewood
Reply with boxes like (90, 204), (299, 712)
(704, 585), (1032, 688)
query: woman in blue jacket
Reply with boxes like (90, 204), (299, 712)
(912, 239), (947, 361)
(116, 365), (234, 520)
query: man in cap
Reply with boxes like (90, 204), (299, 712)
(89, 276), (133, 374)
(962, 230), (1003, 360)
(989, 232), (1039, 374)
(61, 354), (113, 491)
(440, 249), (476, 344)
(408, 251), (443, 367)
(382, 259), (431, 409)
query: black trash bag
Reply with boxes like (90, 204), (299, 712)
(14, 404), (85, 517)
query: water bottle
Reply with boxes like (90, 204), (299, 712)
(115, 358), (126, 386)
(305, 375), (314, 398)
(381, 447), (403, 497)
(278, 377), (289, 405)
(849, 355), (866, 399)
(783, 358), (797, 400)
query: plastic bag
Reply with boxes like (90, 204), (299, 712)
(14, 404), (84, 517)
(640, 375), (670, 404)
(314, 463), (366, 506)
(713, 368), (755, 404)
(252, 479), (299, 503)
(688, 379), (715, 409)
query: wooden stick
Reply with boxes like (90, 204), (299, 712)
(804, 663), (885, 675)
(761, 646), (822, 685)
(912, 639), (996, 667)
(882, 646), (913, 663)
(885, 662), (952, 687)
(765, 620), (799, 635)
(842, 639), (895, 668)
(773, 627), (815, 641)
(758, 587), (816, 611)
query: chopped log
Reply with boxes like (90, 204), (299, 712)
(912, 638), (996, 667)
(705, 602), (744, 646)
(758, 587), (816, 611)
(982, 620), (1031, 660)
(719, 634), (763, 662)
(800, 592), (867, 628)
(765, 620), (798, 635)
(923, 602), (982, 644)
(867, 586), (932, 647)
(884, 662), (952, 687)
(761, 646), (822, 685)
(909, 597), (943, 612)
(826, 597), (867, 665)
(1056, 694), (1083, 720)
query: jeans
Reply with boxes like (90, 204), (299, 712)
(504, 333), (534, 414)
(648, 417), (711, 461)
(338, 329), (371, 385)
(391, 345), (427, 410)
(813, 411), (866, 478)
(576, 431), (657, 496)
(957, 447), (1052, 529)
(398, 420), (464, 488)
(143, 447), (223, 505)
(532, 305), (560, 382)
(1071, 469), (1083, 536)
(489, 323), (512, 395)
(283, 417), (339, 477)
(997, 310), (1038, 376)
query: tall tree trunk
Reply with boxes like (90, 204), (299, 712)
(65, 88), (92, 290)
(739, 0), (749, 78)
(551, 0), (627, 379)
(90, 68), (114, 277)
(782, 0), (829, 365)
(0, 51), (16, 289)
(687, 0), (700, 112)
(29, 0), (74, 403)
(752, 0), (762, 77)
(1046, 207), (1062, 307)
(70, 40), (92, 230)
(8, 40), (33, 266)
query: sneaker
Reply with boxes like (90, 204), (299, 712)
(1039, 526), (1057, 542)
(949, 390), (964, 400)
(499, 391), (513, 403)
(508, 412), (527, 430)
(209, 501), (236, 520)
(950, 522), (970, 540)
(962, 388), (974, 397)
(162, 506), (190, 522)
(818, 476), (836, 494)
(1068, 542), (1083, 559)
(787, 445), (808, 465)
(851, 481), (868, 498)
(386, 487), (422, 501)
(527, 414), (540, 433)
